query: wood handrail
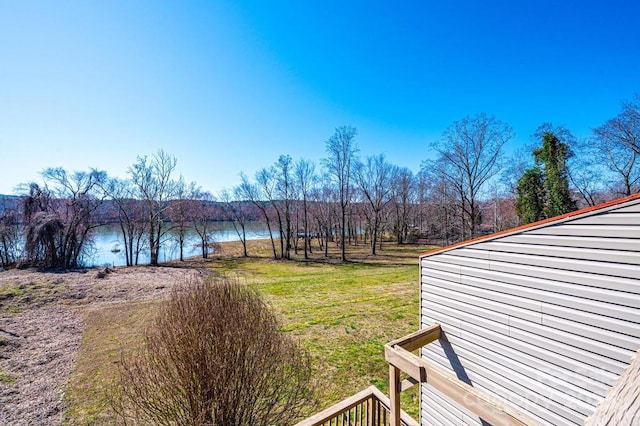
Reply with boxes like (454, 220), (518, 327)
(294, 385), (418, 426)
(385, 324), (542, 426)
(386, 323), (441, 352)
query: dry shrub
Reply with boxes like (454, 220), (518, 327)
(112, 276), (312, 425)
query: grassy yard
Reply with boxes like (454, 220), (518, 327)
(63, 240), (433, 424)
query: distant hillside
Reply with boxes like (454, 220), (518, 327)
(0, 194), (21, 214)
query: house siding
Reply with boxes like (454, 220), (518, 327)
(420, 200), (640, 425)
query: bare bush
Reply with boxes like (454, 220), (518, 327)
(112, 276), (313, 425)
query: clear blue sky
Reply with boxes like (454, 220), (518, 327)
(1, 1), (638, 195)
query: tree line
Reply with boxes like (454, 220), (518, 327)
(0, 94), (638, 269)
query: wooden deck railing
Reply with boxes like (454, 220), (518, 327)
(385, 324), (542, 426)
(294, 385), (418, 426)
(298, 323), (542, 426)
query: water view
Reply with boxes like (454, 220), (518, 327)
(88, 221), (273, 267)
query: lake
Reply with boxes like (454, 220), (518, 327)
(88, 221), (273, 267)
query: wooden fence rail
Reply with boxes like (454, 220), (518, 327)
(294, 386), (418, 426)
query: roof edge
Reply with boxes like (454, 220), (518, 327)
(420, 192), (640, 259)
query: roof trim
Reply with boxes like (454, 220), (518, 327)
(420, 192), (640, 259)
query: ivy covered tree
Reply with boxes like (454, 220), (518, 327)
(535, 131), (577, 218)
(516, 127), (577, 224)
(515, 167), (545, 224)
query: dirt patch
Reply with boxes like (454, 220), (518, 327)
(0, 266), (201, 426)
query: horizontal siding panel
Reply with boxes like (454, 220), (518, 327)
(440, 333), (605, 405)
(424, 385), (472, 420)
(422, 340), (600, 416)
(422, 408), (460, 426)
(422, 311), (462, 338)
(539, 314), (640, 350)
(423, 353), (552, 425)
(422, 299), (510, 336)
(568, 211), (640, 225)
(425, 269), (544, 312)
(443, 247), (491, 260)
(423, 287), (542, 325)
(527, 224), (640, 239)
(422, 347), (581, 425)
(541, 303), (640, 337)
(508, 316), (632, 363)
(501, 234), (639, 251)
(422, 316), (463, 340)
(423, 306), (629, 374)
(506, 324), (628, 376)
(426, 251), (640, 281)
(423, 290), (510, 326)
(611, 203), (640, 213)
(479, 241), (640, 265)
(429, 260), (640, 296)
(423, 255), (489, 272)
(422, 388), (463, 426)
(443, 325), (611, 396)
(459, 320), (622, 384)
(441, 343), (596, 416)
(423, 267), (640, 324)
(423, 386), (474, 424)
(462, 412), (485, 426)
(487, 251), (640, 279)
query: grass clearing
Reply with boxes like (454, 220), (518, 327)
(64, 301), (160, 424)
(63, 240), (433, 423)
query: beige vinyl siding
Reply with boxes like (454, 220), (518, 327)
(420, 201), (640, 425)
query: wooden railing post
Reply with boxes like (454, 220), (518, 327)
(389, 364), (401, 426)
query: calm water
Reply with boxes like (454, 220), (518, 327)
(88, 221), (272, 267)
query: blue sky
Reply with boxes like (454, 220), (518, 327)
(1, 1), (638, 195)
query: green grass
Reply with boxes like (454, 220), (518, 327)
(0, 279), (65, 314)
(63, 240), (432, 423)
(0, 370), (16, 384)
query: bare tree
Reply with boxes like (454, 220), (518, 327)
(418, 165), (457, 245)
(129, 150), (178, 266)
(323, 126), (358, 262)
(501, 147), (533, 197)
(238, 173), (278, 259)
(390, 167), (417, 244)
(191, 191), (216, 259)
(273, 155), (294, 260)
(102, 177), (147, 266)
(354, 155), (394, 254)
(219, 187), (250, 257)
(593, 97), (640, 196)
(112, 276), (312, 425)
(0, 196), (22, 268)
(257, 167), (287, 259)
(567, 140), (608, 207)
(432, 114), (513, 240)
(166, 179), (199, 262)
(295, 158), (316, 259)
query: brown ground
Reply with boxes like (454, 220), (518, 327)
(0, 263), (203, 425)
